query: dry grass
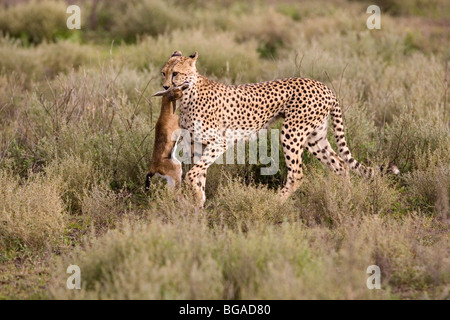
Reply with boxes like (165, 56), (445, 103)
(0, 170), (67, 253)
(48, 211), (449, 299)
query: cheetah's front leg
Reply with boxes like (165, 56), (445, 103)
(185, 139), (227, 207)
(279, 123), (307, 202)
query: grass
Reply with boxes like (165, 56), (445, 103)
(0, 0), (449, 300)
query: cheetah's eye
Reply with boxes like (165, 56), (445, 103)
(172, 72), (179, 77)
(161, 72), (165, 77)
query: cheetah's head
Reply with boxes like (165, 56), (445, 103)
(161, 50), (198, 90)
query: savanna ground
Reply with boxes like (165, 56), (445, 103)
(0, 0), (449, 300)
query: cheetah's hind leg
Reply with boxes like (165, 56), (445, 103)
(305, 117), (349, 176)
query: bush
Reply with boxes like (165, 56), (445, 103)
(0, 170), (67, 253)
(231, 7), (299, 59)
(375, 0), (449, 18)
(49, 212), (449, 299)
(109, 0), (188, 42)
(209, 179), (298, 230)
(7, 65), (159, 190)
(383, 108), (449, 173)
(45, 156), (101, 213)
(0, 0), (70, 44)
(125, 28), (266, 83)
(48, 218), (315, 299)
(297, 168), (399, 226)
(80, 183), (130, 233)
(0, 37), (93, 79)
(49, 220), (225, 299)
(404, 162), (450, 217)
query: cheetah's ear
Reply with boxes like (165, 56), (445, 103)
(189, 52), (198, 59)
(188, 51), (198, 67)
(170, 50), (182, 58)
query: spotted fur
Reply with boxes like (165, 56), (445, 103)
(160, 51), (397, 206)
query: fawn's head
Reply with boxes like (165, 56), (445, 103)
(153, 81), (190, 101)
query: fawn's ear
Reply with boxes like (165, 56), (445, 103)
(153, 90), (168, 97)
(180, 82), (190, 91)
(171, 50), (182, 58)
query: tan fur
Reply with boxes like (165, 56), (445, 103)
(145, 84), (188, 189)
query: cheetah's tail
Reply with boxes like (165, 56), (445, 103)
(331, 101), (400, 177)
(330, 100), (375, 178)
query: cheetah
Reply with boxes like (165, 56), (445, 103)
(160, 50), (398, 206)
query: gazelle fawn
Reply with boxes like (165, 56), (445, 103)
(145, 82), (189, 190)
